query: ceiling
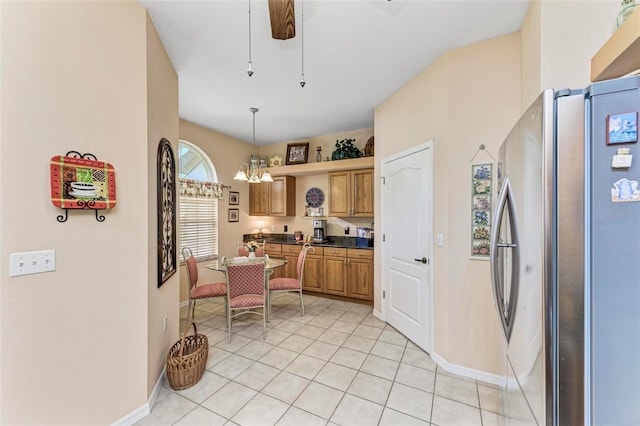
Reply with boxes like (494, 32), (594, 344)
(141, 0), (530, 146)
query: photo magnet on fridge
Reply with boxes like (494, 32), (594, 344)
(607, 112), (638, 145)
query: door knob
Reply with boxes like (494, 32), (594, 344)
(414, 257), (427, 264)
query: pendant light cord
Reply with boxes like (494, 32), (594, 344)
(247, 0), (254, 76)
(300, 0), (306, 87)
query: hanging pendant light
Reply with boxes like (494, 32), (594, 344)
(299, 0), (305, 88)
(247, 0), (254, 77)
(233, 108), (273, 183)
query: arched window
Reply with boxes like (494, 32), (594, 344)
(178, 140), (219, 261)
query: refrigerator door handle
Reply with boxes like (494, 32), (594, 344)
(490, 177), (520, 343)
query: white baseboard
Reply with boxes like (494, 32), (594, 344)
(111, 366), (166, 426)
(431, 351), (503, 387)
(372, 309), (383, 321)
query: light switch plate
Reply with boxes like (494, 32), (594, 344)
(10, 250), (56, 277)
(436, 233), (444, 247)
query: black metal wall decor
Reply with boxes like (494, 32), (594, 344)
(157, 138), (177, 287)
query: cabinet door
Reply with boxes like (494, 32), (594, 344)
(328, 171), (350, 217)
(347, 258), (373, 300)
(269, 176), (296, 216)
(249, 182), (269, 216)
(265, 245), (283, 279)
(352, 169), (374, 217)
(324, 256), (347, 296)
(302, 254), (324, 292)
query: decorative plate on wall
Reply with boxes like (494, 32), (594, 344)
(305, 187), (324, 208)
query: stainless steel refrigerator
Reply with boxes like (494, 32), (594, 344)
(490, 75), (640, 425)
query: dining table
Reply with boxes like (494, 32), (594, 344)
(206, 256), (287, 321)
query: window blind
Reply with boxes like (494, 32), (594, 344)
(179, 197), (218, 262)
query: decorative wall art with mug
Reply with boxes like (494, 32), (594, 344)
(50, 150), (117, 223)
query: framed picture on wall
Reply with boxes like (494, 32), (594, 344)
(229, 191), (239, 205)
(228, 208), (239, 222)
(286, 142), (309, 165)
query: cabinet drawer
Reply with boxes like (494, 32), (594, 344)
(307, 246), (323, 255)
(347, 248), (373, 259)
(265, 243), (281, 252)
(282, 244), (302, 254)
(324, 247), (347, 257)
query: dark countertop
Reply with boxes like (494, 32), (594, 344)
(243, 233), (374, 250)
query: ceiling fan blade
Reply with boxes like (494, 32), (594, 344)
(268, 0), (296, 40)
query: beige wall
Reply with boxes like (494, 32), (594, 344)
(146, 13), (180, 395)
(375, 32), (522, 375)
(0, 1), (178, 423)
(522, 0), (619, 108)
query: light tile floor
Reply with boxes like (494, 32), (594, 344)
(139, 294), (506, 426)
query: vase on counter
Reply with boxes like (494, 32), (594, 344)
(617, 0), (638, 29)
(316, 146), (322, 162)
(248, 251), (256, 259)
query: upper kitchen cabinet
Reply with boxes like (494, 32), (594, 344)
(249, 175), (296, 216)
(328, 169), (374, 217)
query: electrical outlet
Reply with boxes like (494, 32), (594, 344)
(199, 268), (205, 277)
(163, 316), (168, 332)
(271, 225), (276, 231)
(10, 249), (56, 277)
(344, 227), (350, 235)
(284, 225), (288, 232)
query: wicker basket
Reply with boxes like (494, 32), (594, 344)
(166, 322), (208, 390)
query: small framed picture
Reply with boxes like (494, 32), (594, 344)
(258, 156), (268, 168)
(228, 208), (239, 222)
(607, 112), (638, 145)
(229, 191), (239, 205)
(286, 142), (310, 165)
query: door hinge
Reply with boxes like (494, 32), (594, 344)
(383, 290), (386, 299)
(427, 258), (430, 265)
(382, 234), (386, 242)
(381, 177), (386, 185)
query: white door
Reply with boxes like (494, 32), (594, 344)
(382, 142), (433, 352)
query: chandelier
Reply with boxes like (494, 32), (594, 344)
(233, 108), (273, 184)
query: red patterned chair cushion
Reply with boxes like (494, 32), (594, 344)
(230, 294), (264, 309)
(191, 282), (226, 299)
(269, 277), (300, 291)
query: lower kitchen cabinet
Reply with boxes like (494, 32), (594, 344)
(302, 247), (324, 292)
(265, 243), (283, 279)
(324, 248), (348, 296)
(263, 243), (373, 302)
(346, 248), (374, 300)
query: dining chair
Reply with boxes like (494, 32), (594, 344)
(224, 257), (268, 343)
(181, 247), (227, 324)
(237, 242), (265, 257)
(268, 243), (314, 316)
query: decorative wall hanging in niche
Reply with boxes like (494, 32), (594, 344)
(50, 151), (116, 223)
(157, 138), (177, 288)
(470, 144), (495, 260)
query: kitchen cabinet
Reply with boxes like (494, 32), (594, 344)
(249, 176), (296, 216)
(265, 242), (373, 302)
(323, 247), (348, 296)
(264, 243), (283, 279)
(346, 249), (373, 300)
(328, 169), (374, 217)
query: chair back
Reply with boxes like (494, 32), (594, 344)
(297, 244), (315, 280)
(238, 246), (265, 257)
(181, 247), (198, 290)
(225, 259), (266, 299)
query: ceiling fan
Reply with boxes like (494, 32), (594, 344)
(268, 0), (296, 40)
